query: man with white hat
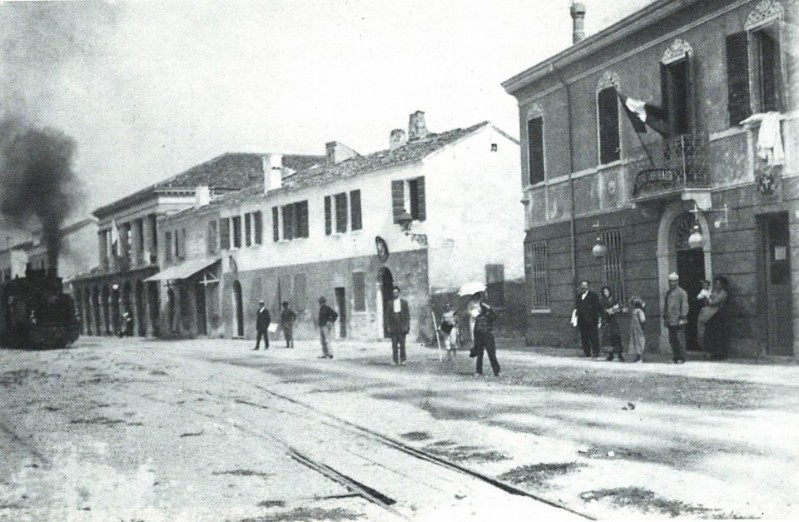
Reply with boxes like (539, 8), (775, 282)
(663, 272), (689, 363)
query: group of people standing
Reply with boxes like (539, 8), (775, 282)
(573, 273), (730, 363)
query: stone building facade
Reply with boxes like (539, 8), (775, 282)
(503, 0), (798, 357)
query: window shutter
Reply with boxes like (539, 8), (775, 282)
(324, 196), (332, 235)
(220, 219), (231, 250)
(759, 30), (779, 112)
(253, 211), (263, 244)
(726, 32), (750, 126)
(350, 190), (362, 231)
(244, 213), (252, 247)
(598, 87), (620, 164)
(527, 117), (544, 184)
(282, 206), (294, 240)
(272, 207), (279, 242)
(335, 193), (348, 233)
(391, 180), (404, 223)
(415, 177), (426, 221)
(297, 201), (309, 238)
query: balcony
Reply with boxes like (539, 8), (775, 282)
(630, 133), (710, 204)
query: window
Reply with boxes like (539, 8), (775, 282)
(232, 216), (242, 248)
(660, 40), (692, 137)
(220, 218), (231, 250)
(485, 264), (505, 307)
(253, 211), (263, 244)
(275, 201), (309, 241)
(353, 271), (366, 311)
(350, 190), (362, 231)
(324, 196), (332, 235)
(207, 221), (218, 255)
(601, 228), (625, 303)
(526, 241), (549, 309)
(293, 273), (307, 311)
(165, 231), (173, 262)
(173, 230), (180, 260)
(752, 27), (782, 112)
(527, 117), (544, 184)
(726, 32), (751, 126)
(391, 177), (426, 223)
(597, 87), (620, 164)
(335, 193), (348, 233)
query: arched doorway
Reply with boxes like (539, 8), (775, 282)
(233, 280), (244, 337)
(377, 267), (393, 338)
(135, 280), (145, 336)
(657, 201), (713, 352)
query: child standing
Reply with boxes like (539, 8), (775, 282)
(628, 297), (646, 363)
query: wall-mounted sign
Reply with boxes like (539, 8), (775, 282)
(633, 168), (676, 196)
(375, 236), (389, 263)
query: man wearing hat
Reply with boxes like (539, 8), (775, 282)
(663, 272), (689, 363)
(317, 296), (338, 359)
(254, 300), (271, 350)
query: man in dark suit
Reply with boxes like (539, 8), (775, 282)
(385, 286), (410, 366)
(254, 300), (270, 350)
(575, 280), (601, 357)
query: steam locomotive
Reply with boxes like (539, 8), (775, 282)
(0, 268), (80, 349)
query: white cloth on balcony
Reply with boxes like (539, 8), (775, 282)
(757, 112), (785, 166)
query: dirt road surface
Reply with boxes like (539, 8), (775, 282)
(1, 336), (797, 521)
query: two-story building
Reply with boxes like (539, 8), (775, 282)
(503, 0), (797, 357)
(152, 112), (525, 343)
(71, 152), (322, 337)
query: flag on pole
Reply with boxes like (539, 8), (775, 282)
(110, 218), (120, 256)
(617, 92), (670, 137)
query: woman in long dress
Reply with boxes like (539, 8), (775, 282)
(627, 297), (646, 363)
(600, 286), (623, 361)
(703, 276), (730, 360)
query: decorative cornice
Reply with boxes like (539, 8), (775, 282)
(661, 38), (693, 64)
(526, 103), (544, 119)
(597, 71), (620, 91)
(745, 0), (783, 30)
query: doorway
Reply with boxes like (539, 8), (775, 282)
(335, 287), (346, 338)
(233, 280), (244, 337)
(761, 213), (792, 355)
(677, 248), (705, 352)
(377, 267), (393, 338)
(196, 281), (207, 336)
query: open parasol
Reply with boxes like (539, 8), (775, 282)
(458, 281), (486, 297)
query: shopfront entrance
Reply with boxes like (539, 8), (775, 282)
(760, 212), (793, 355)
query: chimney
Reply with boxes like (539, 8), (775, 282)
(263, 153), (283, 193)
(570, 2), (586, 44)
(408, 111), (428, 141)
(194, 185), (211, 207)
(389, 128), (407, 150)
(325, 141), (359, 165)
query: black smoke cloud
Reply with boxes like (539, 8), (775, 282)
(0, 118), (79, 267)
(0, 2), (118, 268)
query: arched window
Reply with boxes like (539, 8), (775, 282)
(596, 71), (621, 164)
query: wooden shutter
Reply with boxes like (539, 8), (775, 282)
(165, 231), (172, 261)
(726, 32), (750, 126)
(271, 207), (279, 242)
(391, 180), (404, 223)
(598, 87), (620, 164)
(350, 190), (362, 231)
(759, 30), (779, 112)
(297, 201), (309, 238)
(220, 218), (230, 249)
(415, 177), (426, 221)
(335, 193), (347, 233)
(282, 205), (294, 240)
(324, 196), (332, 235)
(253, 211), (263, 244)
(527, 117), (544, 184)
(244, 213), (252, 246)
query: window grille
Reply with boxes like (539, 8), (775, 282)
(527, 241), (549, 309)
(601, 229), (625, 302)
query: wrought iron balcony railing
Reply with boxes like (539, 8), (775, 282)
(630, 133), (709, 198)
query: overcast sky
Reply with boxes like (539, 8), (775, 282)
(0, 0), (656, 235)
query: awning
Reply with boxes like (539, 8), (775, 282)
(144, 257), (220, 282)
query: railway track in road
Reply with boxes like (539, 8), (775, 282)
(112, 350), (595, 521)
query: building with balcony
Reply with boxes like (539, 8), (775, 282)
(71, 152), (322, 337)
(150, 112), (524, 344)
(502, 0), (798, 357)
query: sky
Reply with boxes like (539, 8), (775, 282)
(0, 0), (656, 239)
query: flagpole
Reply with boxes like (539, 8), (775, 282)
(634, 129), (657, 168)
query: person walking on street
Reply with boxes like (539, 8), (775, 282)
(663, 272), (689, 363)
(317, 297), (337, 359)
(386, 286), (410, 365)
(439, 303), (459, 360)
(600, 286), (624, 361)
(575, 280), (601, 358)
(628, 296), (646, 363)
(280, 301), (297, 348)
(253, 300), (270, 350)
(471, 297), (500, 377)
